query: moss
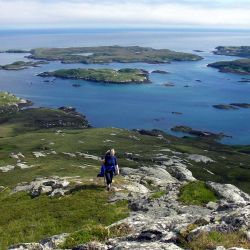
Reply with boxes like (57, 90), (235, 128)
(179, 181), (218, 206)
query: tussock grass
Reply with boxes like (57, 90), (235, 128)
(149, 190), (166, 200)
(179, 181), (218, 206)
(188, 231), (250, 250)
(62, 222), (133, 249)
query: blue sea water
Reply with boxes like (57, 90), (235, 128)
(0, 29), (250, 145)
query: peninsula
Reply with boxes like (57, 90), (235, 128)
(38, 68), (150, 84)
(28, 45), (203, 64)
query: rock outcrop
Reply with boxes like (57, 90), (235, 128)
(206, 181), (250, 205)
(9, 233), (69, 250)
(12, 176), (83, 198)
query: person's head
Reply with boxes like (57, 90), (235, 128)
(110, 148), (115, 156)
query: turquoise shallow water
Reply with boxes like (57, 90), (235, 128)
(0, 29), (250, 145)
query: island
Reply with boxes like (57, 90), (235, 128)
(162, 82), (175, 87)
(213, 46), (250, 58)
(27, 45), (203, 64)
(193, 50), (204, 53)
(171, 125), (231, 140)
(38, 68), (150, 84)
(0, 60), (48, 70)
(151, 70), (169, 74)
(0, 49), (30, 53)
(213, 104), (239, 110)
(213, 103), (250, 110)
(230, 103), (250, 108)
(207, 59), (250, 75)
(172, 111), (183, 115)
(238, 78), (250, 83)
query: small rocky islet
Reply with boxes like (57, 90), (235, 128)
(151, 70), (169, 74)
(171, 125), (232, 140)
(213, 103), (250, 110)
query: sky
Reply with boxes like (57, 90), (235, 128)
(0, 0), (250, 29)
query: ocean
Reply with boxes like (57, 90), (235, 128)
(0, 29), (250, 145)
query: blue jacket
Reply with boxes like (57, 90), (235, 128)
(99, 155), (117, 176)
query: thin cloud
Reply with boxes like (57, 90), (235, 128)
(0, 0), (249, 29)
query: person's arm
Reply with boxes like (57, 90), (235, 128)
(115, 157), (119, 175)
(115, 164), (120, 175)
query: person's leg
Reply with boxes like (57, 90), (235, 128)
(105, 172), (111, 190)
(110, 171), (114, 186)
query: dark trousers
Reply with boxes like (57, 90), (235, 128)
(105, 170), (114, 185)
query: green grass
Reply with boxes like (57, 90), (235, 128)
(0, 188), (129, 249)
(0, 92), (22, 106)
(0, 123), (250, 193)
(179, 181), (218, 206)
(62, 222), (133, 249)
(149, 190), (166, 200)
